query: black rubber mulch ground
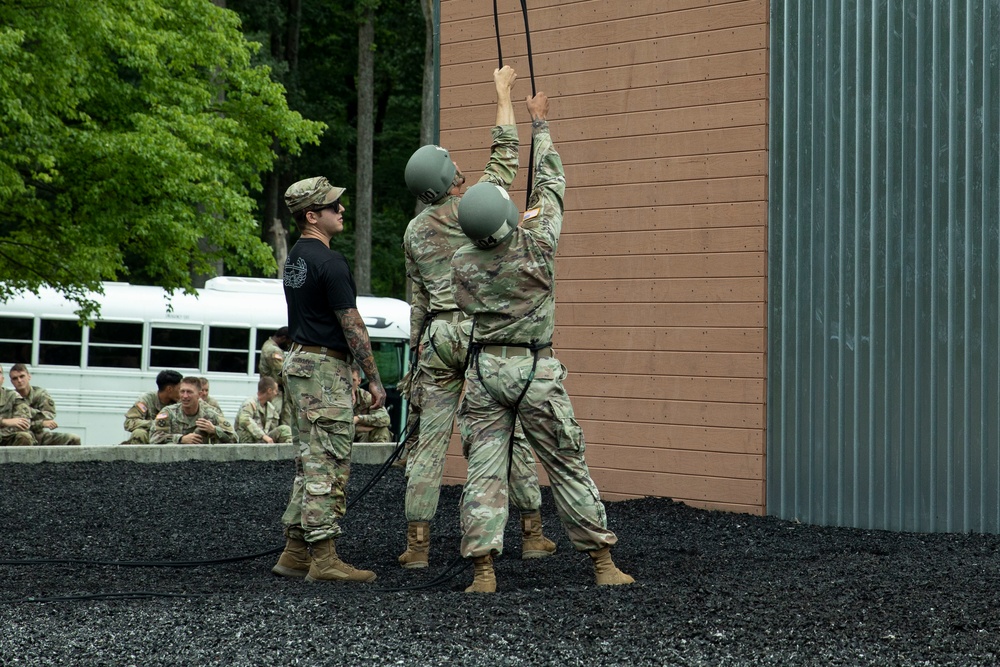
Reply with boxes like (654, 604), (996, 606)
(1, 459), (999, 666)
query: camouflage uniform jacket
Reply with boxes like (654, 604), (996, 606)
(353, 387), (391, 429)
(403, 124), (520, 347)
(150, 402), (237, 445)
(124, 391), (168, 435)
(0, 387), (31, 437)
(20, 386), (57, 435)
(235, 397), (281, 443)
(259, 338), (286, 385)
(451, 123), (566, 344)
(203, 396), (223, 412)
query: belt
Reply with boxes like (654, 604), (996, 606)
(432, 310), (468, 324)
(481, 345), (553, 359)
(294, 343), (348, 361)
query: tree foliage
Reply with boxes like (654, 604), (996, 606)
(0, 0), (325, 319)
(227, 0), (425, 299)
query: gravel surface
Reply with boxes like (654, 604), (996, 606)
(2, 459), (1000, 666)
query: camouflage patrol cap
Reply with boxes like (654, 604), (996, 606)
(284, 177), (346, 214)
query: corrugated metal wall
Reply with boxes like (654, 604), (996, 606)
(768, 1), (1000, 532)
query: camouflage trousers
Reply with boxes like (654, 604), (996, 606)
(0, 431), (35, 447)
(355, 425), (392, 443)
(124, 429), (151, 445)
(279, 349), (355, 543)
(405, 317), (543, 522)
(458, 352), (618, 558)
(34, 430), (81, 446)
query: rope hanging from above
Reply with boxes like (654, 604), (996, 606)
(493, 0), (537, 208)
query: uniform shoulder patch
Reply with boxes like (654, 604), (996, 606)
(155, 411), (168, 420)
(136, 402), (147, 413)
(271, 351), (284, 361)
(522, 207), (541, 222)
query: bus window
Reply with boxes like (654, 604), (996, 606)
(208, 326), (250, 374)
(0, 316), (33, 363)
(39, 319), (83, 366)
(88, 321), (142, 369)
(150, 326), (200, 370)
(371, 341), (403, 387)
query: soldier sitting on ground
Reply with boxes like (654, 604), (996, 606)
(235, 377), (291, 444)
(150, 376), (236, 445)
(0, 363), (33, 447)
(8, 363), (81, 446)
(123, 369), (183, 444)
(351, 364), (392, 444)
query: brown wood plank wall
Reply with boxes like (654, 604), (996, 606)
(437, 0), (769, 514)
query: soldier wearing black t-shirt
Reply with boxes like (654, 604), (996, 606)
(271, 176), (386, 584)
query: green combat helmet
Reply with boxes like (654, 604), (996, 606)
(405, 145), (456, 205)
(457, 183), (519, 249)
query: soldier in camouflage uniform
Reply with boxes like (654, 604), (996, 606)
(259, 327), (293, 427)
(235, 376), (292, 444)
(122, 369), (183, 444)
(8, 364), (80, 446)
(350, 365), (391, 443)
(451, 92), (634, 592)
(398, 65), (556, 569)
(198, 377), (223, 413)
(270, 176), (386, 584)
(0, 364), (34, 447)
(150, 376), (236, 445)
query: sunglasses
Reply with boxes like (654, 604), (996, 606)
(320, 200), (342, 212)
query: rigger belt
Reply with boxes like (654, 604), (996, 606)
(293, 343), (348, 361)
(480, 344), (553, 358)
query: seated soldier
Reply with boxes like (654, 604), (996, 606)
(150, 376), (237, 445)
(235, 377), (291, 444)
(0, 363), (34, 447)
(8, 363), (81, 446)
(123, 369), (183, 444)
(351, 364), (392, 443)
(198, 377), (223, 412)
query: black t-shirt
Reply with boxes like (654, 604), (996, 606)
(283, 238), (357, 352)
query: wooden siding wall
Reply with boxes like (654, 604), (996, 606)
(438, 0), (769, 514)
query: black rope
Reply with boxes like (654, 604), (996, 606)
(493, 0), (538, 209)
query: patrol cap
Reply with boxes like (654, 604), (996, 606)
(457, 182), (519, 249)
(284, 177), (346, 214)
(404, 145), (457, 205)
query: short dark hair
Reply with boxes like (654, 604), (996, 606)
(275, 326), (289, 338)
(9, 363), (29, 375)
(156, 370), (183, 390)
(258, 376), (277, 393)
(181, 376), (202, 390)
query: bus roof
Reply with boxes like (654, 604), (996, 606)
(2, 278), (410, 341)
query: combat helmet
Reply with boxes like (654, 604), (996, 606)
(457, 183), (519, 249)
(405, 145), (457, 205)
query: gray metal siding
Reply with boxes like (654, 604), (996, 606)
(768, 1), (1000, 532)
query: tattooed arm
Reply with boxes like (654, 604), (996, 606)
(335, 307), (386, 408)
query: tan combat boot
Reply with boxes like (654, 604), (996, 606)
(589, 547), (635, 586)
(398, 521), (430, 569)
(305, 539), (377, 583)
(464, 554), (496, 593)
(520, 511), (557, 559)
(271, 536), (311, 579)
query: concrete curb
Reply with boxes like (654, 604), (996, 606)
(0, 442), (397, 465)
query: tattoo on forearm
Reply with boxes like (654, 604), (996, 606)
(335, 308), (382, 385)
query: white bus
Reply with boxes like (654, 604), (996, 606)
(0, 277), (410, 445)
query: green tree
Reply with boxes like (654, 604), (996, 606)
(226, 0), (423, 299)
(0, 0), (324, 319)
